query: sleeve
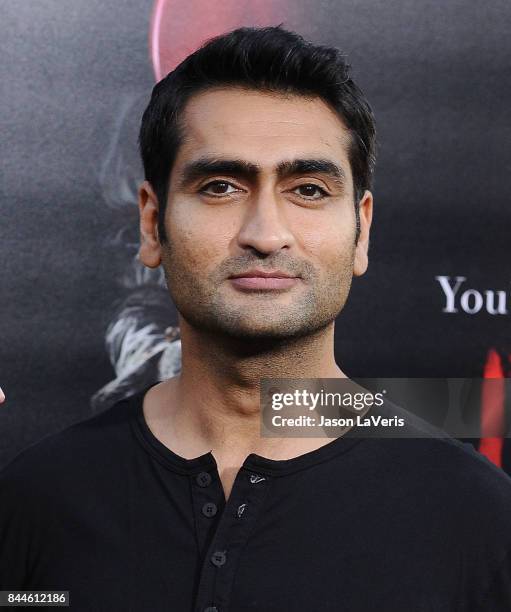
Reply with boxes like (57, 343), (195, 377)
(475, 548), (511, 610)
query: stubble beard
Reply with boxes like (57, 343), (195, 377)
(160, 240), (356, 346)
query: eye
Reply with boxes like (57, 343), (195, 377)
(292, 184), (329, 200)
(199, 180), (241, 197)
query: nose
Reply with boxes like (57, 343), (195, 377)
(236, 186), (295, 254)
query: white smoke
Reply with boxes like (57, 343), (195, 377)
(91, 93), (182, 411)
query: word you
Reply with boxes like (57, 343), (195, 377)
(436, 276), (508, 315)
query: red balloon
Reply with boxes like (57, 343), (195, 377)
(149, 0), (290, 81)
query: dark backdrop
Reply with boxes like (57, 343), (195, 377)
(1, 0), (510, 468)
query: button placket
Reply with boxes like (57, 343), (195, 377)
(193, 468), (272, 612)
(191, 470), (224, 559)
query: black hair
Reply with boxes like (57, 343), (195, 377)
(139, 25), (376, 243)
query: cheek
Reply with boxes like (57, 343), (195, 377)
(167, 201), (233, 271)
(297, 208), (355, 268)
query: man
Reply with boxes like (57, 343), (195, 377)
(1, 25), (511, 611)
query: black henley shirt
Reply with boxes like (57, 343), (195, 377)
(1, 383), (511, 611)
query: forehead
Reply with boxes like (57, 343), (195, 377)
(174, 87), (353, 175)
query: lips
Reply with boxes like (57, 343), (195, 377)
(228, 269), (301, 291)
(229, 269), (298, 279)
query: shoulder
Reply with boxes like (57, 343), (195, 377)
(360, 400), (511, 605)
(0, 391), (142, 495)
(364, 398), (511, 546)
(0, 391), (143, 589)
(375, 398), (511, 501)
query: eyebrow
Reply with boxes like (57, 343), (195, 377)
(177, 156), (347, 190)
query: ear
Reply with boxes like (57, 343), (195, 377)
(353, 190), (373, 277)
(138, 180), (162, 268)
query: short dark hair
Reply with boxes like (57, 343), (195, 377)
(139, 25), (376, 243)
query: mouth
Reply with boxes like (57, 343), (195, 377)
(228, 269), (301, 291)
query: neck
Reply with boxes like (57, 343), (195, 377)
(159, 317), (346, 457)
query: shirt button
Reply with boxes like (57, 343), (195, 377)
(202, 502), (218, 517)
(211, 550), (227, 567)
(196, 472), (212, 487)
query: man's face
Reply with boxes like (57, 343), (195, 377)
(139, 87), (372, 341)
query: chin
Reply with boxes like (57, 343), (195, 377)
(215, 317), (333, 343)
(179, 301), (338, 343)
